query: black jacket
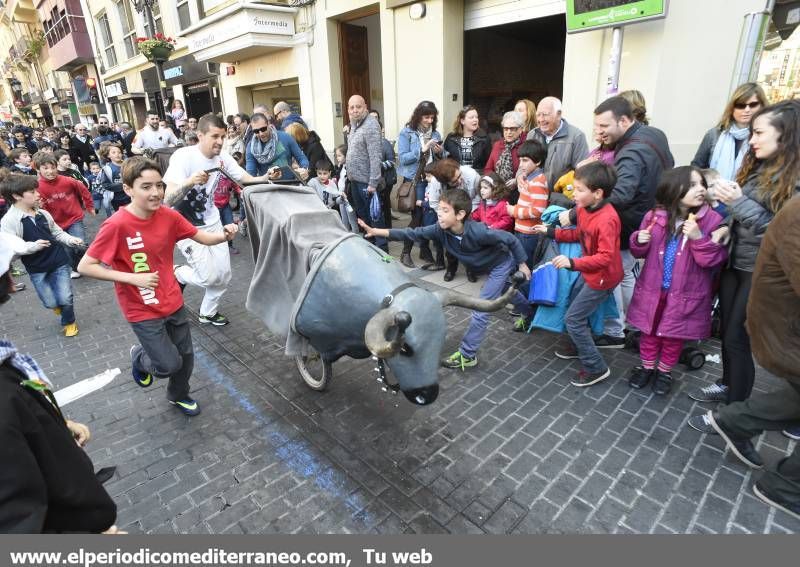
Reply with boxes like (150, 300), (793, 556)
(0, 361), (116, 533)
(302, 131), (331, 179)
(443, 131), (490, 172)
(69, 136), (97, 170)
(609, 122), (674, 248)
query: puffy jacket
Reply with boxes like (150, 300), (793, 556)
(526, 119), (589, 190)
(396, 126), (442, 180)
(627, 206), (727, 340)
(608, 122), (675, 249)
(746, 195), (800, 384)
(301, 130), (331, 179)
(471, 199), (513, 231)
(443, 131), (491, 171)
(727, 171), (800, 272)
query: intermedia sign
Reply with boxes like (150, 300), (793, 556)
(566, 0), (669, 33)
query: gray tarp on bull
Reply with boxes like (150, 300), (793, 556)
(243, 184), (354, 355)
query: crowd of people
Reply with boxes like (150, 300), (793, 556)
(2, 83), (800, 532)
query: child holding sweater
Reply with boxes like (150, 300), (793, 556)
(472, 172), (513, 232)
(626, 166), (728, 395)
(533, 161), (623, 387)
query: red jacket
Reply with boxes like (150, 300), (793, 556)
(484, 136), (524, 178)
(554, 202), (623, 290)
(37, 174), (94, 229)
(471, 199), (513, 231)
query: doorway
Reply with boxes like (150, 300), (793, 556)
(464, 13), (566, 137)
(184, 80), (221, 118)
(338, 9), (383, 118)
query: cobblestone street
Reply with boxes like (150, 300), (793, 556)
(7, 213), (799, 535)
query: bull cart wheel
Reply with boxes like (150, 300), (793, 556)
(294, 350), (333, 391)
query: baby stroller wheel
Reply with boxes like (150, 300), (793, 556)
(295, 350), (333, 391)
(681, 347), (706, 371)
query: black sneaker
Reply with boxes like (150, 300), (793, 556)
(753, 483), (800, 521)
(594, 334), (626, 349)
(467, 271), (478, 283)
(555, 342), (580, 360)
(688, 382), (729, 403)
(652, 370), (673, 396)
(628, 366), (653, 389)
(707, 411), (764, 469)
(782, 426), (800, 440)
(169, 397), (201, 417)
(199, 312), (229, 326)
(687, 413), (717, 433)
(443, 270), (456, 282)
(571, 368), (611, 388)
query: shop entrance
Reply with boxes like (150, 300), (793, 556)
(464, 13), (566, 136)
(338, 7), (384, 119)
(247, 80), (301, 116)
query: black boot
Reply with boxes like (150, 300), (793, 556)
(628, 366), (653, 389)
(443, 269), (456, 282)
(652, 371), (673, 395)
(419, 248), (435, 264)
(467, 271), (477, 283)
(400, 253), (415, 268)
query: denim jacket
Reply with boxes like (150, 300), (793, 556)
(396, 126), (441, 180)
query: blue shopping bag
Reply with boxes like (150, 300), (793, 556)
(528, 262), (558, 306)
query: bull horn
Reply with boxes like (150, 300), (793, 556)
(364, 310), (412, 358)
(436, 271), (526, 312)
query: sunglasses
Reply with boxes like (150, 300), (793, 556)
(253, 126), (270, 134)
(734, 101), (761, 110)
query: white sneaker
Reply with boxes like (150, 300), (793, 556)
(70, 270), (81, 279)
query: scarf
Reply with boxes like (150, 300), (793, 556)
(249, 125), (280, 165)
(496, 138), (520, 182)
(0, 339), (52, 387)
(710, 124), (750, 180)
(417, 127), (434, 164)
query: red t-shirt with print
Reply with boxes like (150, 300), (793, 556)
(86, 206), (198, 322)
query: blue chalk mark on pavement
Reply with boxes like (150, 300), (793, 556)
(196, 350), (372, 522)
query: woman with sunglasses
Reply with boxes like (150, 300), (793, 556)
(691, 83), (768, 180)
(687, 100), (800, 433)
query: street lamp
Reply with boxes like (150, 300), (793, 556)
(132, 0), (169, 118)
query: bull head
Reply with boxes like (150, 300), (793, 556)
(436, 271), (525, 311)
(364, 309), (412, 359)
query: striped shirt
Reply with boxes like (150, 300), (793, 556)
(511, 169), (548, 234)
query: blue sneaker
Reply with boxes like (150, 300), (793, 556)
(782, 426), (800, 440)
(130, 346), (152, 388)
(169, 397), (201, 416)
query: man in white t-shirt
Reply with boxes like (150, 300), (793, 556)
(131, 113), (179, 155)
(163, 113), (271, 326)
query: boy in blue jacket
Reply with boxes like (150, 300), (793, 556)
(359, 188), (532, 370)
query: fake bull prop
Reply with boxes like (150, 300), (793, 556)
(243, 184), (522, 406)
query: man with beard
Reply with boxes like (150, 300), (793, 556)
(163, 114), (271, 326)
(130, 113), (178, 155)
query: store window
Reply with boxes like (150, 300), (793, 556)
(143, 1), (164, 37)
(115, 0), (137, 60)
(97, 13), (118, 69)
(757, 25), (800, 102)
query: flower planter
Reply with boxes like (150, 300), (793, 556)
(146, 46), (173, 62)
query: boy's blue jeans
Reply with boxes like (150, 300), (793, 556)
(64, 220), (86, 271)
(29, 264), (75, 325)
(565, 276), (612, 374)
(459, 255), (532, 359)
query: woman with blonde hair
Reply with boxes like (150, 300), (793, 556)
(619, 89), (649, 125)
(285, 122), (330, 179)
(691, 82), (768, 180)
(514, 99), (537, 133)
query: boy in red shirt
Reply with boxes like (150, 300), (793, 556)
(534, 161), (623, 387)
(78, 158), (239, 416)
(33, 153), (95, 276)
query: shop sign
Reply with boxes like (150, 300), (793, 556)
(188, 8), (294, 53)
(105, 79), (128, 98)
(44, 88), (57, 101)
(164, 66), (183, 80)
(78, 104), (96, 116)
(0, 104), (12, 121)
(566, 0), (668, 33)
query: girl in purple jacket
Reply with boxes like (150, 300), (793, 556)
(626, 166), (728, 395)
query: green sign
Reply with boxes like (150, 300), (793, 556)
(566, 0), (668, 33)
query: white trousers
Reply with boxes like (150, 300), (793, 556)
(175, 219), (231, 317)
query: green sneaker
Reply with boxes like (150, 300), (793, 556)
(441, 351), (477, 370)
(513, 316), (532, 333)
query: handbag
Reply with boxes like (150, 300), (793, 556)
(528, 262), (558, 306)
(395, 145), (428, 213)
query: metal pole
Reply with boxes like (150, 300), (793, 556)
(607, 26), (624, 95)
(730, 0), (776, 92)
(142, 2), (168, 119)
